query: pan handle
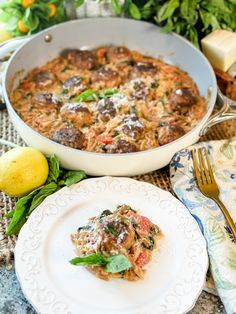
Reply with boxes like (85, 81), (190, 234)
(0, 35), (32, 60)
(199, 89), (236, 136)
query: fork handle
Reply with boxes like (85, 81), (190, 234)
(213, 197), (236, 239)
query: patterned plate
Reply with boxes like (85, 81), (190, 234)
(15, 177), (208, 314)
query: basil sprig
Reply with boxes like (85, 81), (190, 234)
(70, 253), (132, 273)
(75, 88), (118, 102)
(5, 155), (86, 236)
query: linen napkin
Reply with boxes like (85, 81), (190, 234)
(170, 137), (236, 314)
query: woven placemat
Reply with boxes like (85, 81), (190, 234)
(0, 109), (236, 268)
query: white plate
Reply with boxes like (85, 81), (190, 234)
(15, 177), (208, 314)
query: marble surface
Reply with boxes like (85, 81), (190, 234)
(0, 266), (226, 314)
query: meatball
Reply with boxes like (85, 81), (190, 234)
(107, 46), (132, 64)
(122, 114), (144, 139)
(62, 76), (86, 95)
(168, 88), (196, 113)
(106, 139), (139, 153)
(52, 127), (86, 149)
(158, 124), (185, 146)
(91, 67), (121, 88)
(131, 62), (157, 78)
(32, 71), (55, 87)
(97, 98), (116, 122)
(35, 93), (62, 106)
(65, 49), (97, 70)
(60, 102), (93, 127)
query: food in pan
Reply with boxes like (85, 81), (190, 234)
(11, 45), (207, 153)
(70, 204), (162, 281)
(214, 68), (236, 101)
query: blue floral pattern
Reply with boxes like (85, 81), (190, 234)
(170, 137), (236, 314)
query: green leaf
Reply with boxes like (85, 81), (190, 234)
(46, 155), (60, 183)
(70, 253), (132, 273)
(129, 2), (141, 19)
(75, 89), (98, 102)
(98, 88), (118, 99)
(105, 254), (132, 273)
(104, 223), (118, 236)
(5, 210), (15, 219)
(62, 170), (87, 187)
(28, 182), (58, 214)
(180, 0), (198, 25)
(23, 8), (39, 31)
(75, 0), (84, 8)
(70, 253), (107, 266)
(111, 0), (122, 15)
(157, 0), (180, 22)
(6, 189), (40, 236)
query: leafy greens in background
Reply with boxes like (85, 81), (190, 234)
(5, 155), (86, 236)
(76, 0), (236, 48)
(0, 0), (67, 37)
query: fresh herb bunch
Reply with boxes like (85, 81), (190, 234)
(81, 0), (236, 47)
(0, 0), (67, 37)
(5, 155), (86, 236)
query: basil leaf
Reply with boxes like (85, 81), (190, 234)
(62, 170), (87, 187)
(158, 0), (179, 21)
(105, 254), (132, 273)
(76, 89), (98, 102)
(98, 88), (118, 99)
(70, 253), (107, 266)
(129, 2), (141, 19)
(111, 0), (122, 15)
(28, 182), (58, 214)
(5, 209), (15, 219)
(6, 189), (40, 236)
(46, 155), (60, 183)
(70, 253), (132, 273)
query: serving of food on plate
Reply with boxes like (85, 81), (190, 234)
(13, 177), (208, 314)
(70, 204), (161, 281)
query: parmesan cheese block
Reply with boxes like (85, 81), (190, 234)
(201, 30), (236, 72)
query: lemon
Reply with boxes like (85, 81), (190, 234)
(0, 147), (49, 197)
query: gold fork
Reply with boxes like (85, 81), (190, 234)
(192, 147), (236, 240)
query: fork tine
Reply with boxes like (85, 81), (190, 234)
(192, 149), (202, 185)
(198, 148), (209, 184)
(204, 147), (215, 184)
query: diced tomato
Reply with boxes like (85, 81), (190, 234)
(97, 47), (107, 59)
(135, 252), (150, 267)
(136, 215), (152, 233)
(98, 135), (113, 145)
(126, 210), (136, 217)
(21, 82), (31, 90)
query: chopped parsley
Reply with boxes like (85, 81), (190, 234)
(61, 89), (69, 95)
(112, 130), (120, 138)
(151, 80), (160, 89)
(133, 81), (140, 91)
(62, 66), (71, 72)
(104, 223), (118, 236)
(130, 104), (137, 114)
(159, 121), (166, 127)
